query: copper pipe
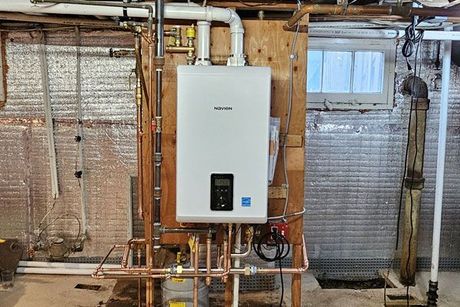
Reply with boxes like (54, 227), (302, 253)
(223, 224), (232, 283)
(285, 4), (460, 29)
(145, 14), (155, 307)
(216, 245), (222, 269)
(122, 245), (131, 269)
(134, 28), (144, 222)
(206, 235), (212, 286)
(160, 227), (215, 234)
(93, 234), (309, 279)
(193, 237), (200, 307)
(137, 247), (142, 307)
(165, 46), (194, 53)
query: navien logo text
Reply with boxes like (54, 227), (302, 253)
(214, 106), (233, 111)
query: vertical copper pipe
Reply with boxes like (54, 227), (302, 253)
(223, 224), (232, 283)
(217, 245), (222, 269)
(134, 30), (144, 220)
(145, 15), (155, 307)
(206, 235), (212, 286)
(193, 237), (200, 307)
(137, 247), (142, 307)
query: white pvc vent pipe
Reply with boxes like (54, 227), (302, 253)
(430, 29), (452, 283)
(0, 0), (246, 66)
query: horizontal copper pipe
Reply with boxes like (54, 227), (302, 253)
(165, 46), (194, 53)
(93, 234), (309, 280)
(286, 4), (460, 29)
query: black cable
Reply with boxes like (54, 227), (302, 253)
(406, 284), (410, 307)
(253, 226), (290, 306)
(404, 26), (424, 307)
(395, 17), (425, 250)
(402, 16), (427, 71)
(279, 258), (284, 307)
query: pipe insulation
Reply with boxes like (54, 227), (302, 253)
(0, 0), (245, 65)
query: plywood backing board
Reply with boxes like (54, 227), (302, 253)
(143, 20), (307, 245)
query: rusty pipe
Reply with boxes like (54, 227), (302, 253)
(193, 237), (199, 307)
(285, 4), (460, 29)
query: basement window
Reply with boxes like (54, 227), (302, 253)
(307, 38), (396, 110)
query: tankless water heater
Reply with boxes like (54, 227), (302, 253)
(176, 65), (271, 223)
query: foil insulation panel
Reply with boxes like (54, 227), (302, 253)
(305, 41), (460, 277)
(1, 31), (459, 277)
(0, 31), (136, 257)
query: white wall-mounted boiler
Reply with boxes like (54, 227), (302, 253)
(176, 65), (271, 223)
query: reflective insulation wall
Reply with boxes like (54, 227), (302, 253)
(0, 31), (136, 257)
(305, 41), (460, 279)
(1, 30), (460, 277)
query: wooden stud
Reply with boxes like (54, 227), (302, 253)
(268, 186), (288, 199)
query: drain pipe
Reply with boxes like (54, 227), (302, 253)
(427, 29), (453, 307)
(399, 76), (429, 286)
(6, 0), (246, 66)
(153, 0), (164, 254)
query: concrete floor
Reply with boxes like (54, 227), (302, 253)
(1, 272), (459, 306)
(0, 274), (116, 307)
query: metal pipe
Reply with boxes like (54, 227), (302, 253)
(206, 233), (212, 286)
(93, 234), (309, 279)
(193, 237), (199, 307)
(285, 4), (460, 29)
(152, 0), (164, 254)
(224, 224), (232, 283)
(137, 246), (142, 307)
(165, 46), (194, 53)
(233, 224), (241, 307)
(145, 13), (155, 307)
(427, 28), (453, 307)
(159, 227), (216, 234)
(134, 28), (144, 220)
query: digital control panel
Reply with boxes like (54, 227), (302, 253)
(210, 174), (233, 211)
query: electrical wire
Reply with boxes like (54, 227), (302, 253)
(273, 0), (301, 222)
(38, 213), (82, 249)
(405, 36), (423, 307)
(252, 226), (290, 307)
(386, 15), (424, 307)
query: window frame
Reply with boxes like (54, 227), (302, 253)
(307, 38), (397, 111)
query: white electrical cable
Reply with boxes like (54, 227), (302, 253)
(268, 0), (302, 222)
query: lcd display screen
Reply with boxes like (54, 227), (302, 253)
(215, 178), (231, 186)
